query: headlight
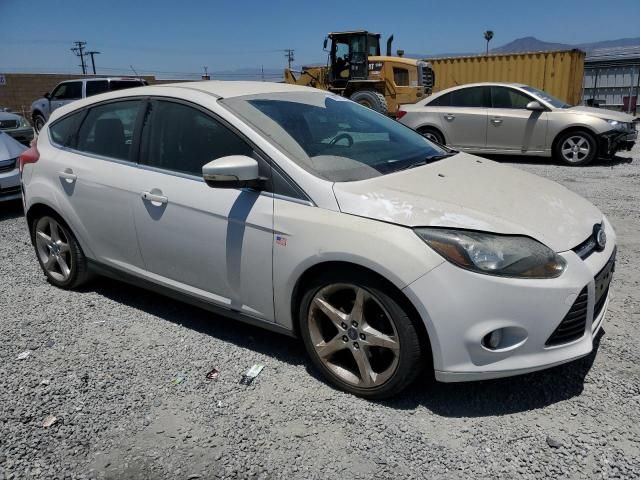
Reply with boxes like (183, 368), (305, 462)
(20, 116), (31, 128)
(606, 119), (630, 131)
(415, 228), (567, 278)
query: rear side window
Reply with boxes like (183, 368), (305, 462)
(491, 87), (532, 109)
(49, 111), (84, 146)
(50, 82), (82, 101)
(76, 100), (142, 161)
(109, 80), (145, 92)
(427, 92), (451, 107)
(141, 100), (253, 176)
(86, 80), (109, 97)
(450, 87), (489, 107)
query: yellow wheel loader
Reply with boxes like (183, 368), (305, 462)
(284, 31), (434, 115)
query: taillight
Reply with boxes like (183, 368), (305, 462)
(396, 110), (407, 120)
(19, 136), (39, 174)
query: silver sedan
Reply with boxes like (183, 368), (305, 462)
(397, 82), (637, 166)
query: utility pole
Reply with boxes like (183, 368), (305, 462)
(86, 51), (100, 75)
(71, 41), (88, 74)
(261, 65), (264, 82)
(202, 66), (210, 80)
(284, 49), (295, 70)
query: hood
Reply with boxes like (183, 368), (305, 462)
(0, 131), (27, 161)
(0, 111), (22, 122)
(565, 105), (636, 123)
(332, 153), (603, 252)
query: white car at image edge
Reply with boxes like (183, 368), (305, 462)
(19, 81), (616, 398)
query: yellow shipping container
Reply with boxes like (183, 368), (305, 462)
(427, 49), (585, 105)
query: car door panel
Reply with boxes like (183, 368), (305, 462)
(487, 87), (548, 153)
(132, 99), (275, 321)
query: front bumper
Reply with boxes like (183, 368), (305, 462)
(402, 220), (616, 382)
(3, 127), (34, 146)
(599, 129), (637, 156)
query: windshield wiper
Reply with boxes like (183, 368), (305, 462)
(394, 153), (456, 172)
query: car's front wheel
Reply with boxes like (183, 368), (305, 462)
(33, 114), (46, 133)
(299, 271), (425, 399)
(554, 130), (597, 166)
(32, 215), (90, 289)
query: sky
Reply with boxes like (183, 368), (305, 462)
(1, 0), (639, 79)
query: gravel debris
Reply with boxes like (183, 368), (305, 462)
(1, 145), (639, 479)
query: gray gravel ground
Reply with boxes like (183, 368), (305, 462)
(1, 144), (639, 480)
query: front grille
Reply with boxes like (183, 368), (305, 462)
(0, 158), (17, 173)
(0, 119), (20, 129)
(418, 63), (434, 93)
(0, 185), (20, 196)
(546, 287), (588, 346)
(572, 235), (597, 260)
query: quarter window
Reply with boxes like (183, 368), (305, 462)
(86, 80), (109, 97)
(141, 100), (254, 176)
(50, 82), (82, 101)
(491, 87), (532, 109)
(427, 92), (452, 107)
(76, 100), (142, 161)
(49, 111), (84, 146)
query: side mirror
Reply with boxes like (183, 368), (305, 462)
(323, 38), (328, 50)
(526, 100), (545, 111)
(44, 92), (50, 99)
(202, 155), (266, 190)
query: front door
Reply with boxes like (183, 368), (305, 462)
(132, 99), (275, 321)
(486, 86), (548, 153)
(49, 81), (83, 115)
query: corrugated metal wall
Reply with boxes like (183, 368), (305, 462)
(427, 50), (585, 105)
(583, 65), (640, 110)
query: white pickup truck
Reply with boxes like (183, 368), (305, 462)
(31, 77), (147, 132)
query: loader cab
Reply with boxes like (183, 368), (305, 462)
(327, 31), (381, 88)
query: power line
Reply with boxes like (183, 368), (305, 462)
(70, 41), (87, 74)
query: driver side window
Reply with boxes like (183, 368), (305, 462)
(491, 87), (532, 109)
(51, 82), (82, 101)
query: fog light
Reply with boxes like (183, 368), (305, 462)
(483, 329), (503, 350)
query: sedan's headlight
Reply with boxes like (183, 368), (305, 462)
(415, 228), (566, 278)
(606, 119), (630, 131)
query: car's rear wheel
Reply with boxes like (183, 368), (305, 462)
(32, 215), (90, 289)
(299, 271), (424, 399)
(554, 130), (597, 166)
(418, 126), (445, 145)
(33, 114), (46, 133)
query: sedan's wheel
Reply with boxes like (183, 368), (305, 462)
(299, 272), (425, 399)
(554, 131), (597, 166)
(418, 127), (445, 145)
(32, 215), (89, 289)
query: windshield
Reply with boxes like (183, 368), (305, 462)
(221, 92), (448, 182)
(521, 86), (570, 108)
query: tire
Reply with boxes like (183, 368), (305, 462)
(418, 126), (445, 145)
(31, 214), (90, 289)
(553, 130), (597, 166)
(349, 90), (388, 115)
(298, 270), (425, 399)
(33, 114), (46, 133)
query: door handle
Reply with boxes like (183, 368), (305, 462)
(141, 191), (168, 205)
(490, 118), (503, 125)
(58, 169), (77, 182)
(444, 114), (455, 121)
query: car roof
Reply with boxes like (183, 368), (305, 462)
(155, 80), (320, 99)
(433, 82), (528, 95)
(59, 77), (145, 83)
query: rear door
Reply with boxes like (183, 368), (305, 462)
(132, 98), (275, 320)
(486, 86), (548, 153)
(49, 81), (83, 114)
(428, 86), (489, 150)
(50, 99), (146, 269)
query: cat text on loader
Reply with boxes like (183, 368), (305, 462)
(284, 31), (434, 115)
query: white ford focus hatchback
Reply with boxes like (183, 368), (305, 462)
(20, 82), (616, 398)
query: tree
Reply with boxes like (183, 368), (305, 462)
(483, 30), (494, 55)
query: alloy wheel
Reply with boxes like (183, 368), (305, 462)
(35, 217), (73, 282)
(561, 135), (591, 163)
(308, 284), (400, 388)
